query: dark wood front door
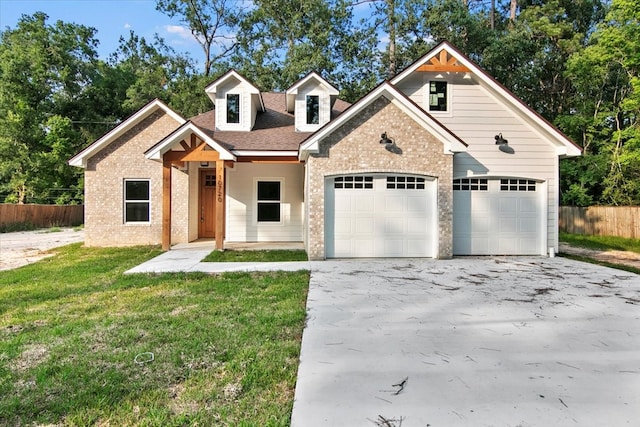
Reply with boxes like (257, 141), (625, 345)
(199, 170), (216, 238)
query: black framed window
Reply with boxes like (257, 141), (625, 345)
(429, 81), (447, 111)
(124, 180), (150, 222)
(257, 181), (281, 222)
(227, 93), (240, 124)
(306, 95), (319, 124)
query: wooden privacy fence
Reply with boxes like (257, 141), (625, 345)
(559, 206), (640, 239)
(0, 204), (84, 228)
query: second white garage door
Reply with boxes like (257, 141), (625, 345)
(325, 174), (437, 258)
(453, 178), (545, 255)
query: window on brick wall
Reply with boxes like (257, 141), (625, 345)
(124, 179), (150, 223)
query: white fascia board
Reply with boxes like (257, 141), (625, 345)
(286, 72), (339, 112)
(299, 83), (466, 160)
(233, 150), (299, 157)
(393, 41), (581, 157)
(205, 70), (264, 110)
(69, 99), (185, 168)
(145, 122), (236, 161)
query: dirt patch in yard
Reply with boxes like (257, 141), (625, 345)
(0, 228), (84, 271)
(559, 242), (640, 270)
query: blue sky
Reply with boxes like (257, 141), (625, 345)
(0, 0), (202, 60)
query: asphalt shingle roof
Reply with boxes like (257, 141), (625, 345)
(190, 92), (350, 151)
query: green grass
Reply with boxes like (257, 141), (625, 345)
(0, 244), (309, 426)
(559, 232), (640, 253)
(560, 253), (640, 275)
(203, 249), (308, 262)
(0, 222), (38, 233)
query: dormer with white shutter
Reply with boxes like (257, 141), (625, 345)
(205, 70), (265, 132)
(286, 72), (339, 132)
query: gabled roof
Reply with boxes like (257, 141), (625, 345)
(144, 121), (236, 161)
(191, 93), (351, 152)
(299, 81), (467, 161)
(69, 99), (185, 168)
(285, 71), (340, 112)
(204, 69), (265, 112)
(392, 41), (582, 157)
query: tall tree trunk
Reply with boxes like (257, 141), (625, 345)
(510, 0), (517, 23)
(387, 0), (396, 78)
(490, 0), (496, 30)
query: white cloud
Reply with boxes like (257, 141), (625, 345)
(124, 23), (132, 29)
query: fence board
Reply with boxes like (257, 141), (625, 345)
(559, 206), (640, 239)
(0, 204), (84, 228)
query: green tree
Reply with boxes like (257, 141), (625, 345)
(232, 0), (379, 99)
(562, 0), (640, 205)
(155, 0), (239, 77)
(0, 12), (99, 203)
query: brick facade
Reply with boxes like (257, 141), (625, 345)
(84, 111), (188, 246)
(306, 97), (454, 260)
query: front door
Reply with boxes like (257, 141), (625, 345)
(199, 170), (216, 238)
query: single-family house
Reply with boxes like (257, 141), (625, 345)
(69, 41), (581, 260)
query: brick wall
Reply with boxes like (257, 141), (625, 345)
(306, 97), (454, 259)
(84, 110), (188, 246)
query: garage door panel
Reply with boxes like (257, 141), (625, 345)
(453, 178), (544, 255)
(326, 175), (435, 258)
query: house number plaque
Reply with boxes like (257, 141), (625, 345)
(217, 173), (223, 203)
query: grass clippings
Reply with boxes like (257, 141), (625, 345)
(0, 243), (309, 426)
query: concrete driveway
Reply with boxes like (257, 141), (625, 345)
(291, 257), (640, 426)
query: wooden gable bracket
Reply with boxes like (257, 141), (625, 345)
(417, 49), (470, 73)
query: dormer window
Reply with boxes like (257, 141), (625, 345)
(306, 95), (319, 125)
(429, 81), (447, 111)
(227, 93), (240, 123)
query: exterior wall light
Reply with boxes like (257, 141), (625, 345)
(494, 133), (508, 145)
(380, 132), (393, 144)
(200, 161), (209, 167)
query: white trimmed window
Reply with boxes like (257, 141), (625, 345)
(124, 179), (150, 223)
(306, 95), (319, 124)
(257, 180), (281, 222)
(429, 81), (448, 111)
(227, 93), (240, 124)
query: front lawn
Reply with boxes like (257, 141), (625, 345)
(560, 232), (640, 253)
(203, 249), (308, 262)
(0, 244), (309, 426)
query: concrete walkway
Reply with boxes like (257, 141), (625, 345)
(124, 241), (310, 274)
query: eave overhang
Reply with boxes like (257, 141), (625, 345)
(299, 81), (468, 161)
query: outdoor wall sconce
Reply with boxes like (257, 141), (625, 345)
(494, 133), (509, 145)
(200, 161), (209, 167)
(380, 132), (394, 145)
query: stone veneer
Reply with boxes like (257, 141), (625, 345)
(84, 110), (189, 246)
(305, 97), (454, 260)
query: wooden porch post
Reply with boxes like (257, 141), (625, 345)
(162, 160), (172, 251)
(215, 159), (225, 250)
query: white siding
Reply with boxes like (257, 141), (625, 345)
(215, 79), (259, 132)
(295, 81), (331, 132)
(226, 163), (304, 242)
(396, 72), (559, 252)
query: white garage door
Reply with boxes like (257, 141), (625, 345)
(453, 178), (545, 255)
(325, 174), (436, 258)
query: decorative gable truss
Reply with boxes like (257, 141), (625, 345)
(416, 49), (470, 73)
